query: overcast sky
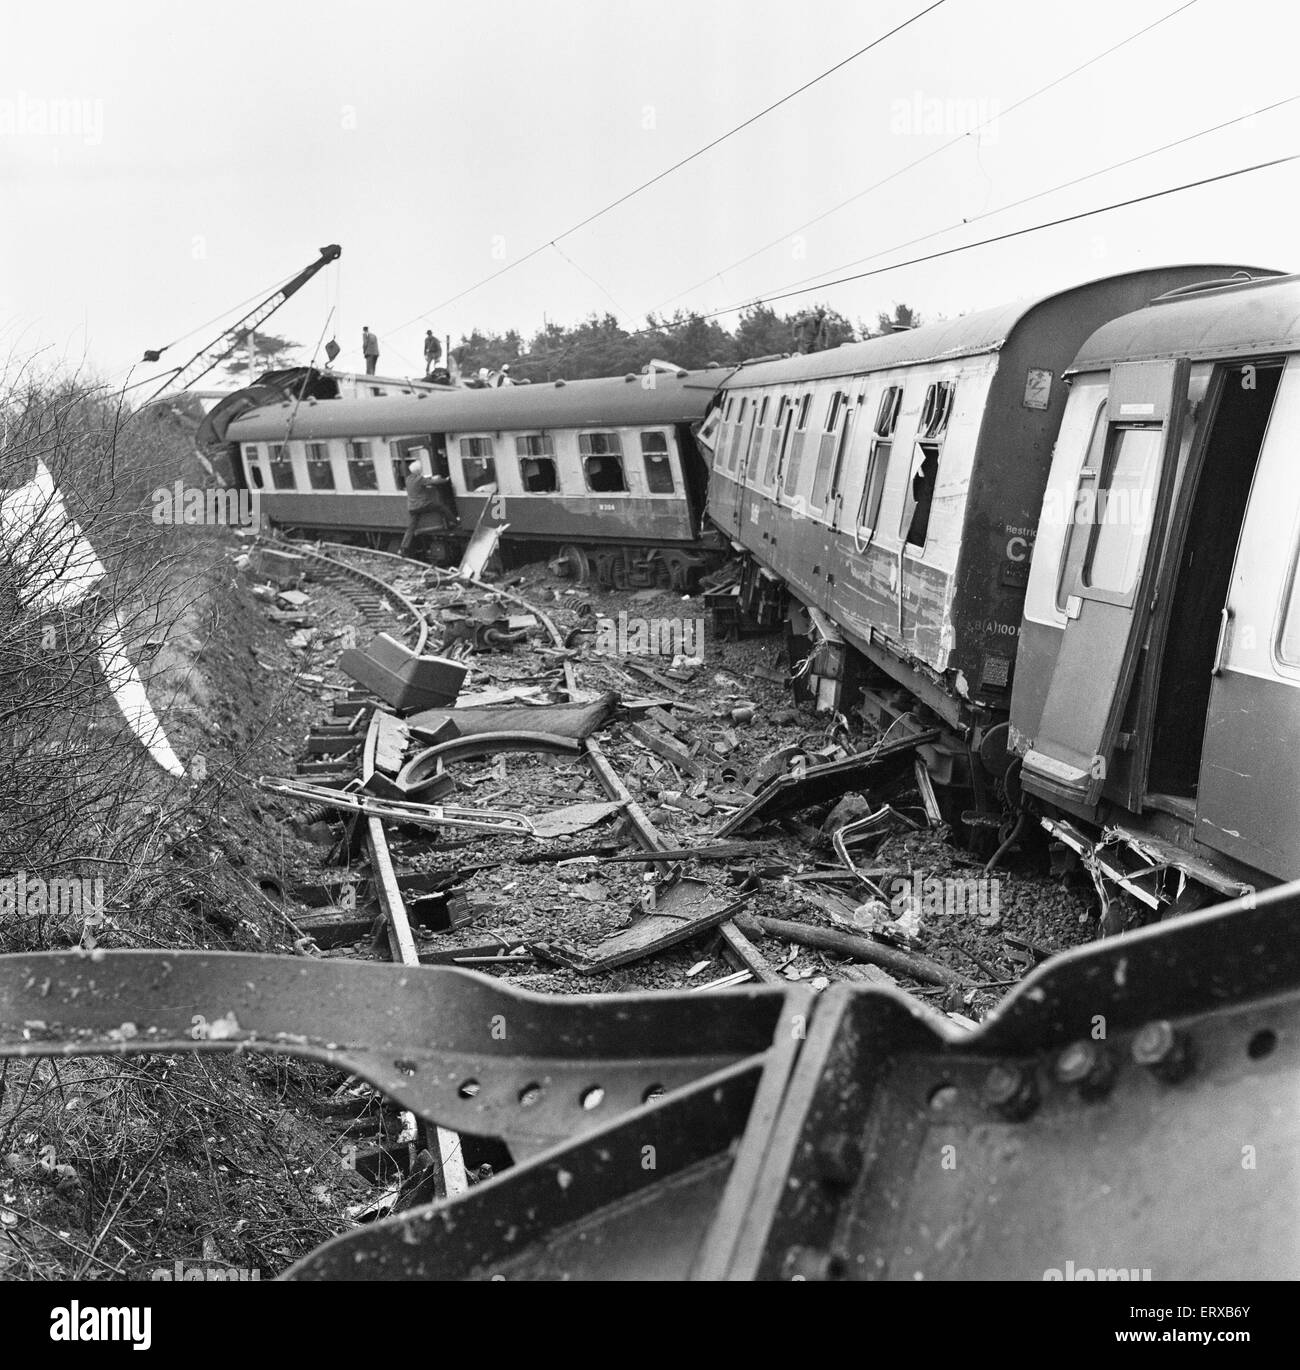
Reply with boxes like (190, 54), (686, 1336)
(2, 0), (1297, 389)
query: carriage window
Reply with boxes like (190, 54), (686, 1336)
(580, 432), (622, 457)
(764, 397), (790, 486)
(516, 434), (554, 457)
(900, 443), (939, 547)
(920, 380), (955, 439)
(516, 435), (556, 491)
(462, 458), (497, 489)
(641, 432), (675, 493)
(726, 399), (747, 471)
(1083, 425), (1162, 595)
(391, 438), (431, 490)
(899, 381), (954, 548)
(583, 457), (627, 491)
(783, 392), (814, 497)
(243, 446), (264, 490)
(346, 441), (378, 491)
(519, 456), (558, 492)
(267, 443), (295, 490)
(579, 432), (627, 492)
(858, 387), (902, 534)
(1057, 402), (1108, 612)
(459, 437), (497, 490)
(306, 442), (334, 490)
(812, 391), (849, 508)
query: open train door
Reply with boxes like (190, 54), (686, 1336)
(1021, 359), (1188, 809)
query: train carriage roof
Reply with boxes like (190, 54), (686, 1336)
(225, 368), (735, 442)
(721, 267), (1282, 389)
(723, 299), (1033, 387)
(1067, 271), (1300, 370)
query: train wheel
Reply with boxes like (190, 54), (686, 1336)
(557, 544), (591, 585)
(610, 556), (630, 591)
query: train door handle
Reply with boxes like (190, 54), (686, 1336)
(1212, 607), (1234, 676)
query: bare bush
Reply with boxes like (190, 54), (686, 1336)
(0, 362), (224, 939)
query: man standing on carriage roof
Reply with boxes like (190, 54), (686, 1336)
(423, 330), (442, 378)
(361, 326), (380, 375)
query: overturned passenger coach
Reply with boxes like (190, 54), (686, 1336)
(1012, 270), (1300, 902)
(706, 265), (1296, 906)
(220, 368), (732, 590)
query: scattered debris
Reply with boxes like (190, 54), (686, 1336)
(733, 911), (966, 988)
(339, 633), (466, 711)
(537, 873), (756, 973)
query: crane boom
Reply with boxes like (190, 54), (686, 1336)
(141, 243), (341, 404)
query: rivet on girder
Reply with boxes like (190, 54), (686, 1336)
(1053, 1040), (1117, 1099)
(982, 1062), (1039, 1120)
(1131, 1020), (1194, 1083)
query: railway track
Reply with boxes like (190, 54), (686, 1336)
(252, 535), (711, 1216)
(265, 537), (431, 651)
(256, 537), (468, 1203)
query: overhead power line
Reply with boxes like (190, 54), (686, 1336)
(750, 96), (1300, 304)
(656, 0), (1204, 311)
(697, 154), (1298, 321)
(384, 0), (949, 333)
(453, 150), (1296, 374)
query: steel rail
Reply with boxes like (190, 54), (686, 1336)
(258, 536), (430, 654)
(361, 711), (468, 1201)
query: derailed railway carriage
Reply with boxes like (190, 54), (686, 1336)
(1012, 271), (1300, 901)
(223, 369), (732, 588)
(710, 262), (1300, 904)
(707, 265), (1265, 792)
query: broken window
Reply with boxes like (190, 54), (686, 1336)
(517, 435), (557, 490)
(306, 441), (335, 490)
(346, 440), (378, 491)
(899, 380), (955, 548)
(583, 455), (627, 492)
(267, 443), (295, 490)
(641, 432), (675, 493)
(519, 458), (557, 492)
(581, 433), (628, 492)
